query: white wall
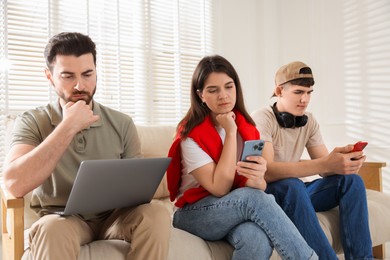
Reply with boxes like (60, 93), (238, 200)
(215, 0), (390, 254)
(215, 0), (390, 193)
(214, 0), (353, 146)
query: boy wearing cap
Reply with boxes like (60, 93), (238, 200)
(251, 61), (372, 259)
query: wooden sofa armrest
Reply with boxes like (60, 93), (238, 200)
(1, 184), (25, 260)
(358, 162), (386, 192)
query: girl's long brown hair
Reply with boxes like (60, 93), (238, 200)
(178, 55), (255, 138)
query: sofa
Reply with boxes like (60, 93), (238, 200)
(1, 115), (390, 260)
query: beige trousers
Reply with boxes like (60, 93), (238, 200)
(26, 203), (171, 260)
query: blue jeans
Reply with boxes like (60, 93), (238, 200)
(266, 174), (372, 260)
(173, 187), (318, 260)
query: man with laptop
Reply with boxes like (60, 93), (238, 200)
(3, 32), (171, 260)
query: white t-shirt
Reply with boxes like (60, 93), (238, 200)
(178, 126), (244, 197)
(251, 105), (324, 182)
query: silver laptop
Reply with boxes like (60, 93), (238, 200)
(58, 157), (171, 216)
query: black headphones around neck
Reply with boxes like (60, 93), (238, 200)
(271, 102), (308, 128)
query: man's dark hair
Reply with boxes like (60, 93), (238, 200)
(44, 32), (97, 71)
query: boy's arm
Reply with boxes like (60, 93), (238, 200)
(262, 142), (366, 183)
(262, 142), (327, 182)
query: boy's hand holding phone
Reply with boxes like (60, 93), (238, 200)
(350, 141), (368, 160)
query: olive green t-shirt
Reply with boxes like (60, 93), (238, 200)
(10, 100), (141, 217)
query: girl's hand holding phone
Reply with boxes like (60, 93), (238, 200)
(238, 140), (267, 190)
(240, 140), (265, 162)
(237, 156), (267, 190)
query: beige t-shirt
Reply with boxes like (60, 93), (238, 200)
(11, 100), (141, 217)
(251, 105), (324, 182)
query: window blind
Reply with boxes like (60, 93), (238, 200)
(0, 0), (215, 171)
(343, 0), (390, 192)
(0, 0), (6, 168)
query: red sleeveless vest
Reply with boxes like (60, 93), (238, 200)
(167, 111), (260, 208)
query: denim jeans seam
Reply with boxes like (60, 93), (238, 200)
(180, 198), (244, 213)
(249, 206), (290, 259)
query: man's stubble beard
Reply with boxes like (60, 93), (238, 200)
(55, 85), (97, 105)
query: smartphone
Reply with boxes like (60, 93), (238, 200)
(351, 141), (368, 152)
(351, 141), (368, 160)
(240, 140), (265, 162)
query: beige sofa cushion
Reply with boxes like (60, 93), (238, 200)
(136, 125), (175, 200)
(136, 125), (175, 159)
(366, 189), (390, 246)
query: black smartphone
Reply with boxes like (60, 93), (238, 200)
(240, 140), (265, 162)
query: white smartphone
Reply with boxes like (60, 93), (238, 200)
(240, 140), (265, 162)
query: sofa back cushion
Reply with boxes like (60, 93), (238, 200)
(135, 125), (176, 200)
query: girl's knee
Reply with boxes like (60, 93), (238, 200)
(233, 188), (277, 209)
(232, 187), (273, 201)
(228, 222), (272, 258)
